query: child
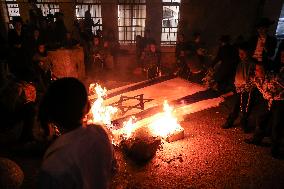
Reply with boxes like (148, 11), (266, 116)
(38, 78), (116, 188)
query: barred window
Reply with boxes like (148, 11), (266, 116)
(75, 0), (102, 33)
(36, 0), (60, 17)
(118, 0), (146, 44)
(5, 0), (20, 22)
(161, 0), (180, 45)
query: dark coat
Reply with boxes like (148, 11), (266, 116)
(212, 43), (239, 86)
(248, 35), (277, 71)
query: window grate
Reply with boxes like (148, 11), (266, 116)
(161, 0), (181, 45)
(118, 0), (146, 44)
(75, 0), (102, 33)
(36, 0), (60, 17)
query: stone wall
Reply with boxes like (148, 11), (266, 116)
(179, 0), (283, 45)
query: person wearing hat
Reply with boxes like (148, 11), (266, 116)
(248, 17), (277, 71)
(222, 42), (256, 132)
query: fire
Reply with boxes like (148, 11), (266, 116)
(86, 84), (118, 127)
(86, 83), (184, 144)
(113, 101), (184, 142)
(149, 100), (184, 139)
(111, 116), (139, 145)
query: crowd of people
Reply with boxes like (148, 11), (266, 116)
(0, 7), (284, 188)
(173, 17), (284, 159)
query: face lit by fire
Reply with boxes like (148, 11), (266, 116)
(150, 44), (156, 53)
(255, 64), (265, 79)
(238, 49), (248, 61)
(38, 44), (45, 54)
(93, 37), (100, 46)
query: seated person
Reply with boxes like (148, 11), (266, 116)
(91, 35), (104, 70)
(63, 32), (79, 49)
(0, 76), (37, 144)
(187, 32), (208, 73)
(32, 43), (53, 92)
(141, 41), (161, 79)
(38, 78), (116, 189)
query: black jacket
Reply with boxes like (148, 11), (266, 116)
(248, 35), (277, 71)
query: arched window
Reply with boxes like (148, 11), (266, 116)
(75, 0), (102, 33)
(161, 0), (180, 45)
(118, 0), (146, 44)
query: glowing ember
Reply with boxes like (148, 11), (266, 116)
(149, 100), (184, 139)
(111, 116), (139, 145)
(86, 84), (118, 127)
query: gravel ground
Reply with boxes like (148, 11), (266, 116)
(110, 103), (284, 189)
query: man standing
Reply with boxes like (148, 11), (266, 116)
(222, 43), (255, 133)
(249, 17), (277, 71)
(245, 63), (284, 158)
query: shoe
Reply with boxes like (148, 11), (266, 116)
(221, 117), (234, 129)
(244, 138), (262, 146)
(271, 146), (283, 159)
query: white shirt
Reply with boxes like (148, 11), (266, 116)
(39, 125), (115, 189)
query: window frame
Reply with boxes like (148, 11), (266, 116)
(35, 0), (60, 17)
(118, 0), (146, 44)
(161, 0), (181, 46)
(75, 0), (102, 33)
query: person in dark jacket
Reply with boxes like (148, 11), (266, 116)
(210, 35), (239, 92)
(54, 12), (67, 46)
(248, 17), (277, 71)
(8, 17), (31, 80)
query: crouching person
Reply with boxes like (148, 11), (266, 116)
(38, 78), (116, 189)
(245, 63), (284, 158)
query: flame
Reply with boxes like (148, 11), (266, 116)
(119, 116), (138, 139)
(149, 100), (184, 138)
(86, 83), (184, 145)
(111, 116), (139, 145)
(86, 84), (118, 127)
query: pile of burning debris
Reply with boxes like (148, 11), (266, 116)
(84, 84), (184, 162)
